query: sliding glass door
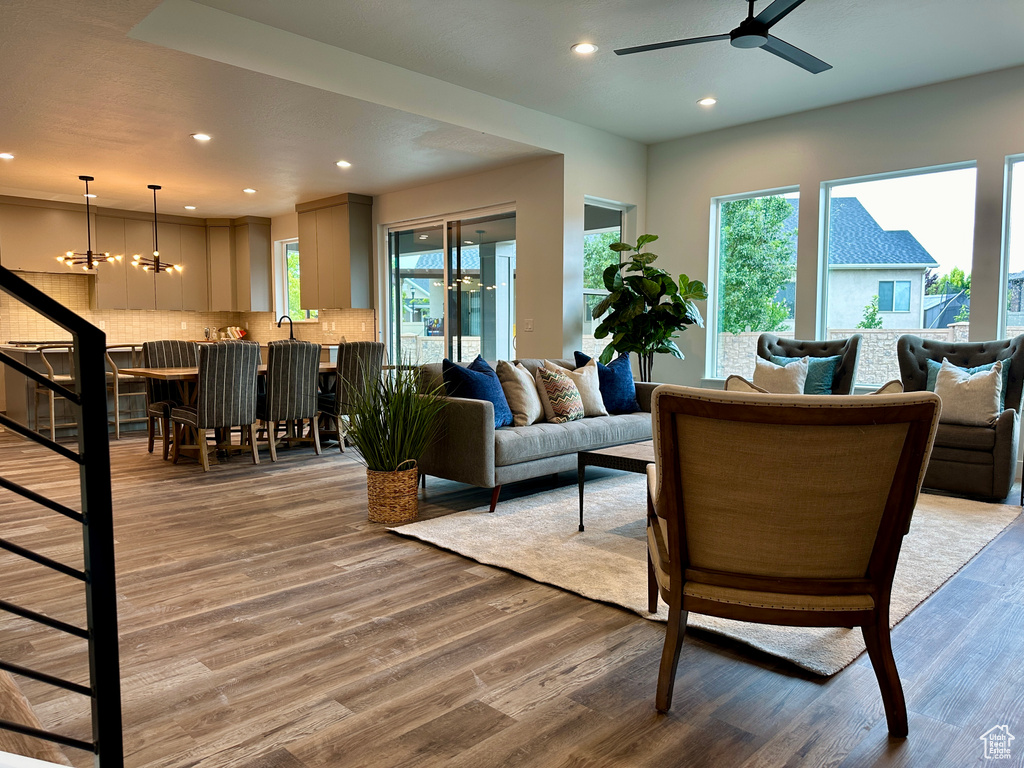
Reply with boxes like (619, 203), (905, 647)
(388, 210), (515, 364)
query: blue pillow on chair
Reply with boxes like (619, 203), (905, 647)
(575, 351), (640, 414)
(770, 354), (841, 395)
(925, 358), (1011, 410)
(442, 356), (513, 428)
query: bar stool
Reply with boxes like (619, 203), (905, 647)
(105, 344), (147, 439)
(34, 345), (75, 440)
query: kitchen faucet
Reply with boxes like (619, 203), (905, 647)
(277, 315), (294, 340)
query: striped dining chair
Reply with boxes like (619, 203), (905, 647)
(170, 341), (261, 471)
(142, 340), (199, 459)
(257, 340), (323, 461)
(318, 341), (385, 452)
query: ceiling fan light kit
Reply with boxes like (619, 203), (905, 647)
(614, 0), (831, 74)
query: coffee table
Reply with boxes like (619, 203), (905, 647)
(577, 440), (655, 531)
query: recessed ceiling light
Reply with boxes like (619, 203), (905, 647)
(697, 97), (718, 107)
(191, 133), (212, 141)
(336, 160), (352, 168)
(571, 43), (598, 54)
(464, 240), (473, 245)
(418, 234), (428, 240)
(243, 188), (257, 194)
(0, 153), (13, 160)
(83, 193), (97, 198)
(184, 205), (197, 210)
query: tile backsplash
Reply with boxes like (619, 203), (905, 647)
(0, 272), (377, 345)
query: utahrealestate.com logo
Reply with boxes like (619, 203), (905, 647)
(980, 725), (1014, 760)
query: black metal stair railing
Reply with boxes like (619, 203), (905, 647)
(0, 265), (123, 766)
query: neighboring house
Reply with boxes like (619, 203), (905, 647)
(783, 198), (939, 329)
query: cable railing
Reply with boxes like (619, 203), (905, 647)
(0, 265), (123, 766)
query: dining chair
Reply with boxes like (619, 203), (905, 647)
(318, 341), (385, 452)
(170, 340), (260, 471)
(105, 344), (147, 439)
(142, 340), (199, 460)
(34, 344), (75, 440)
(257, 339), (323, 461)
(646, 385), (939, 737)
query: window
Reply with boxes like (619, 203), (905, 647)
(388, 210), (515, 364)
(1004, 156), (1024, 337)
(878, 280), (911, 312)
(823, 164), (976, 384)
(709, 189), (798, 379)
(582, 203), (624, 359)
(275, 240), (318, 320)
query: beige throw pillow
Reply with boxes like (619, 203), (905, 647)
(496, 360), (543, 426)
(543, 359), (608, 417)
(752, 356), (808, 395)
(933, 358), (1002, 426)
(723, 375), (769, 394)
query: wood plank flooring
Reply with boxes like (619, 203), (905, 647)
(1, 431), (1022, 767)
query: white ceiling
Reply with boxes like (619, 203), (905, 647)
(194, 0), (1024, 143)
(2, 0), (1023, 219)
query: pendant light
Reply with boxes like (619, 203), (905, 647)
(57, 176), (123, 270)
(131, 185), (183, 274)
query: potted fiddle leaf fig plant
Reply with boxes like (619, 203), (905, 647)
(592, 234), (707, 382)
(346, 364), (446, 524)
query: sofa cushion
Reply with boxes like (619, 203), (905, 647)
(443, 356), (513, 428)
(494, 412), (652, 466)
(545, 359), (607, 417)
(496, 360), (544, 427)
(575, 351), (640, 414)
(932, 422), (997, 452)
(535, 367), (584, 424)
(769, 354), (841, 395)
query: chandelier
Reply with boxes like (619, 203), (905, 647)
(57, 176), (123, 270)
(131, 184), (183, 274)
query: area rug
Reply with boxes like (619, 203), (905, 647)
(389, 474), (1020, 675)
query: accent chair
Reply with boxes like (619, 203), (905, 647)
(896, 334), (1024, 500)
(646, 385), (939, 737)
(257, 340), (323, 461)
(756, 333), (863, 394)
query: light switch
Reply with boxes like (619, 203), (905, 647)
(97, 320), (105, 330)
(331, 322), (336, 331)
(180, 321), (187, 330)
(361, 322), (365, 331)
(523, 318), (534, 332)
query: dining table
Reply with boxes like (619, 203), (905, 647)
(120, 362), (338, 463)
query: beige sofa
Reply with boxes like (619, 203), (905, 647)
(418, 358), (655, 510)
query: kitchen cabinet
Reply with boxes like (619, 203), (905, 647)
(94, 216), (128, 309)
(125, 219), (157, 310)
(207, 220), (235, 311)
(0, 199), (89, 272)
(180, 224), (208, 311)
(234, 217), (272, 312)
(155, 222), (183, 311)
(296, 193), (372, 310)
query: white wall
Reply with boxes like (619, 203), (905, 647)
(647, 64), (1024, 386)
(828, 268), (926, 329)
(374, 142), (648, 359)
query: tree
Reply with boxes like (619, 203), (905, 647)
(857, 295), (883, 329)
(718, 196), (796, 334)
(926, 267), (971, 296)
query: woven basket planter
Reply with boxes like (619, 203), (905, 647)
(366, 461), (419, 523)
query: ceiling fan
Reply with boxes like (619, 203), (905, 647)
(614, 0), (831, 74)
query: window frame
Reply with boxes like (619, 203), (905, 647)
(877, 280), (912, 313)
(1001, 154), (1024, 337)
(273, 238), (319, 322)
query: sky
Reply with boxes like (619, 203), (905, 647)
(830, 162), (1024, 276)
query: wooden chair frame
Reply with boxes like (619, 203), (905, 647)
(35, 345), (76, 440)
(648, 388), (939, 737)
(105, 344), (147, 439)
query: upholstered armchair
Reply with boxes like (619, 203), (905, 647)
(896, 334), (1024, 500)
(646, 385), (939, 737)
(756, 333), (863, 394)
(142, 340), (199, 460)
(258, 340), (323, 461)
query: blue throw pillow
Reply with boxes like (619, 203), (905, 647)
(442, 356), (513, 428)
(575, 351), (639, 414)
(925, 358), (1011, 410)
(770, 354), (841, 395)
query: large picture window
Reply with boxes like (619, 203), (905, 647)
(709, 189), (798, 379)
(823, 165), (976, 384)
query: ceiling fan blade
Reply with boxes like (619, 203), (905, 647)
(754, 0), (809, 28)
(762, 35), (832, 73)
(614, 33), (729, 56)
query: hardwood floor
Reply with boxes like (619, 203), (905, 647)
(1, 431), (1022, 767)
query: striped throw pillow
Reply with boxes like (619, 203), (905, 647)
(536, 367), (584, 424)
